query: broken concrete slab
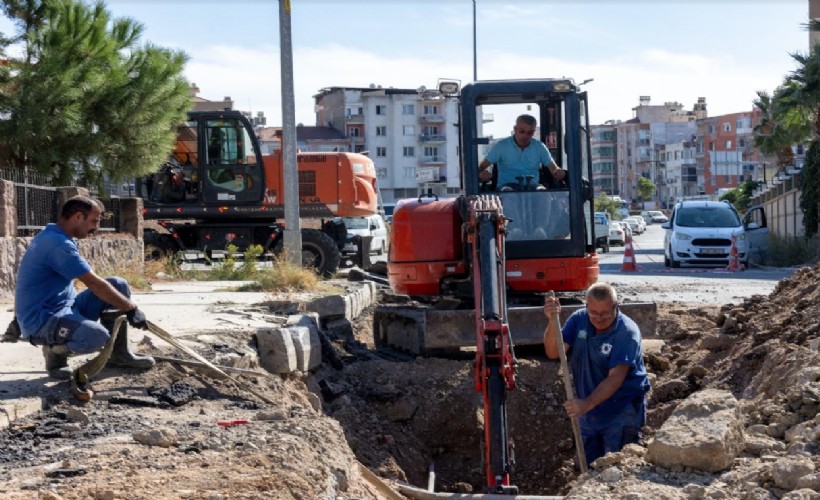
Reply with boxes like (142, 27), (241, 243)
(256, 327), (297, 374)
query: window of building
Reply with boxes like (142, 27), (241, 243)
(423, 125), (439, 135)
(424, 146), (439, 158)
(376, 126), (387, 136)
(403, 167), (415, 179)
(723, 122), (731, 132)
(376, 147), (387, 157)
(725, 140), (732, 149)
(403, 146), (415, 157)
(349, 127), (360, 137)
(738, 139), (745, 148)
(707, 125), (715, 134)
(423, 105), (438, 115)
(354, 144), (366, 153)
(403, 125), (415, 136)
(376, 105), (387, 115)
(447, 187), (460, 195)
(402, 104), (415, 115)
(376, 167), (387, 179)
(708, 142), (714, 151)
(346, 106), (363, 116)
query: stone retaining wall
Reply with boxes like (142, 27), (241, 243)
(0, 182), (145, 299)
(0, 236), (143, 299)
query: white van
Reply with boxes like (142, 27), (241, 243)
(340, 215), (388, 255)
(662, 201), (768, 268)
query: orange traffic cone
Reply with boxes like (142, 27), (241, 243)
(621, 234), (638, 272)
(725, 234), (744, 272)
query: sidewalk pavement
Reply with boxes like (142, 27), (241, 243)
(0, 281), (284, 428)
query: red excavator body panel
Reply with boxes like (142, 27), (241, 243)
(387, 197), (467, 296)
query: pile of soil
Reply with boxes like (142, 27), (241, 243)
(0, 264), (818, 499)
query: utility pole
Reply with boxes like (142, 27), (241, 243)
(279, 0), (302, 266)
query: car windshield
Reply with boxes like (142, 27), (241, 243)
(676, 207), (740, 228)
(343, 218), (369, 229)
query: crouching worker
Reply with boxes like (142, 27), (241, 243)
(15, 195), (154, 380)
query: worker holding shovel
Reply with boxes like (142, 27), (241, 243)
(543, 283), (650, 470)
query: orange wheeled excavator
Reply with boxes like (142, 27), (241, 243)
(137, 109), (379, 276)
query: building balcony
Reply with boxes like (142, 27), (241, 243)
(419, 156), (446, 165)
(349, 136), (365, 144)
(346, 114), (364, 124)
(419, 134), (446, 143)
(419, 114), (445, 123)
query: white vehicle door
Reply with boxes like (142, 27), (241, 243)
(743, 205), (769, 264)
(370, 216), (387, 251)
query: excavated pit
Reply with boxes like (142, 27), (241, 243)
(322, 355), (578, 495)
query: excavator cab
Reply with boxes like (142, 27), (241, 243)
(460, 79), (599, 293)
(139, 111), (265, 207)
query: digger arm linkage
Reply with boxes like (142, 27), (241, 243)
(467, 195), (518, 495)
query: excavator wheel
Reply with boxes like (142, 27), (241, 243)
(144, 230), (178, 261)
(274, 228), (341, 278)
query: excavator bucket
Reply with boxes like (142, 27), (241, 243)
(374, 302), (657, 355)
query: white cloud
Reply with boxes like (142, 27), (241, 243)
(183, 40), (799, 135)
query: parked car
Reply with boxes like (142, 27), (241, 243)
(646, 210), (668, 224)
(661, 200), (768, 268)
(633, 215), (648, 232)
(594, 212), (610, 253)
(616, 220), (633, 239)
(608, 221), (625, 246)
(623, 217), (644, 235)
(339, 214), (389, 255)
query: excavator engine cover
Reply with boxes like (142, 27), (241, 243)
(387, 197), (467, 296)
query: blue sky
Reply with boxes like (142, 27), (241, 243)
(1, 1), (812, 135)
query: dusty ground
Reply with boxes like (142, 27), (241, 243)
(0, 265), (819, 499)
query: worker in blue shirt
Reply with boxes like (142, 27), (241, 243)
(15, 195), (154, 380)
(478, 114), (566, 191)
(543, 282), (650, 468)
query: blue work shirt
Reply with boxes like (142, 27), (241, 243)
(15, 224), (92, 338)
(485, 135), (555, 188)
(562, 309), (650, 418)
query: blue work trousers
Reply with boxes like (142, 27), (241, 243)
(578, 397), (645, 467)
(29, 277), (130, 354)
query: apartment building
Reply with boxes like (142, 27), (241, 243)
(313, 85), (460, 204)
(608, 96), (706, 205)
(590, 123), (618, 195)
(696, 110), (772, 195)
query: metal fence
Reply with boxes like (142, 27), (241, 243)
(0, 168), (120, 235)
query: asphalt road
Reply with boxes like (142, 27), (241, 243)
(598, 222), (796, 305)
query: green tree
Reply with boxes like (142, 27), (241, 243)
(636, 176), (655, 209)
(718, 179), (761, 213)
(0, 0), (190, 186)
(593, 193), (620, 221)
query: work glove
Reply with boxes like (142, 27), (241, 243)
(126, 307), (149, 330)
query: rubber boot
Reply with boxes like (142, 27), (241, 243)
(102, 315), (155, 370)
(43, 344), (72, 380)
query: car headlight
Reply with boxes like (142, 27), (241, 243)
(674, 232), (692, 241)
(735, 233), (747, 241)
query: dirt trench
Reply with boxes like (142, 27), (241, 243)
(1, 264), (819, 498)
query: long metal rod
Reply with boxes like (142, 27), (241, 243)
(472, 0), (477, 81)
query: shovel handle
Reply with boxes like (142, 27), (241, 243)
(546, 291), (588, 473)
